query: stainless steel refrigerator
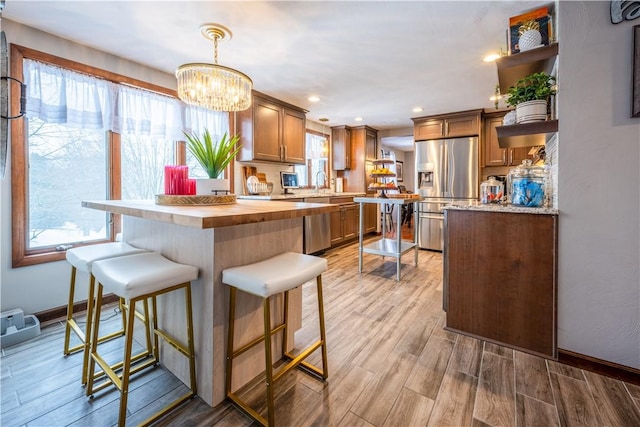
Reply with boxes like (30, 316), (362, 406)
(415, 137), (478, 250)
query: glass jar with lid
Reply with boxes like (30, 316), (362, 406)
(480, 176), (504, 204)
(507, 159), (548, 207)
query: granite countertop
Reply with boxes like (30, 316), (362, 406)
(82, 199), (339, 229)
(443, 200), (558, 215)
(238, 191), (366, 200)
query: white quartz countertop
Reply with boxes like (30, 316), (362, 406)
(443, 200), (558, 215)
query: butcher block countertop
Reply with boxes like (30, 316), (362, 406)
(82, 199), (339, 229)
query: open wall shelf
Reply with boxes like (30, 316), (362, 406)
(496, 43), (558, 94)
(496, 119), (558, 148)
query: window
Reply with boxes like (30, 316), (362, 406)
(294, 130), (329, 188)
(11, 45), (229, 267)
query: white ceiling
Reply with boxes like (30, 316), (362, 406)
(2, 0), (547, 150)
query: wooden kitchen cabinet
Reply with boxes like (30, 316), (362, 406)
(483, 112), (532, 167)
(444, 209), (557, 357)
(329, 197), (361, 247)
(332, 124), (377, 171)
(237, 91), (306, 164)
(332, 125), (352, 170)
(412, 110), (482, 141)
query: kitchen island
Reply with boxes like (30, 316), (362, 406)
(443, 202), (558, 358)
(82, 199), (339, 407)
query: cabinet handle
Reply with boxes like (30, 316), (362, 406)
(509, 149), (513, 165)
(502, 150), (506, 165)
(444, 122), (449, 136)
(283, 145), (287, 161)
(280, 145), (284, 161)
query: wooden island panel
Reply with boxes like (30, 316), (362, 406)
(444, 209), (557, 358)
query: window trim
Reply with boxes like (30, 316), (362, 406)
(10, 44), (234, 267)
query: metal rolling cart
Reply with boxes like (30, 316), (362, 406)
(354, 195), (421, 281)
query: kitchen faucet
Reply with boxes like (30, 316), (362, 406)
(315, 170), (327, 193)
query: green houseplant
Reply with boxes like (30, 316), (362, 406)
(506, 72), (557, 124)
(183, 129), (241, 194)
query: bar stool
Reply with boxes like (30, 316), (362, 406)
(223, 252), (329, 427)
(86, 252), (199, 427)
(63, 242), (148, 385)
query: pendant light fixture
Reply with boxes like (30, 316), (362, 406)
(176, 24), (253, 112)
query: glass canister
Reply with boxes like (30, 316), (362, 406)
(507, 159), (547, 207)
(480, 176), (504, 204)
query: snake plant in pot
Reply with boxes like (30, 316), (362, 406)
(183, 129), (241, 195)
(506, 72), (557, 124)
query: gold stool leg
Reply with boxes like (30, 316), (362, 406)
(118, 297), (137, 427)
(264, 297), (275, 427)
(184, 283), (197, 395)
(80, 275), (97, 385)
(316, 275), (329, 380)
(63, 266), (77, 356)
(86, 283), (103, 397)
(226, 287), (236, 397)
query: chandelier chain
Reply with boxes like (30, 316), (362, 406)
(213, 36), (218, 65)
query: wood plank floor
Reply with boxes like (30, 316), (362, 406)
(2, 234), (640, 427)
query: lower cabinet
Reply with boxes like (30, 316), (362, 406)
(444, 208), (557, 358)
(329, 197), (360, 247)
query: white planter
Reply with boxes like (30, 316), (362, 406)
(518, 29), (542, 52)
(195, 178), (229, 195)
(516, 100), (547, 124)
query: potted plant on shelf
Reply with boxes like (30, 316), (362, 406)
(506, 71), (557, 124)
(183, 128), (241, 195)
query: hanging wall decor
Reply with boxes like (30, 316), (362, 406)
(634, 25), (640, 117)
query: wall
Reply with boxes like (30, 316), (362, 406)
(0, 20), (176, 314)
(558, 1), (640, 368)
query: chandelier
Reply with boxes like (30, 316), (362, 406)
(176, 24), (253, 111)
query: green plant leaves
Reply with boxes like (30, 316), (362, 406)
(506, 72), (557, 107)
(183, 129), (241, 179)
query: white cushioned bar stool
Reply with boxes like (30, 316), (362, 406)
(86, 252), (199, 427)
(223, 252), (329, 427)
(64, 242), (149, 385)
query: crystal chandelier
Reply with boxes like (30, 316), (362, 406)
(176, 24), (253, 111)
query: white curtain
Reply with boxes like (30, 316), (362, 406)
(25, 59), (116, 129)
(24, 59), (228, 139)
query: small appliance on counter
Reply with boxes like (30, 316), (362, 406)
(507, 159), (548, 207)
(480, 176), (504, 204)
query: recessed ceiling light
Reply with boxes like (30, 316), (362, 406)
(354, 117), (363, 122)
(483, 53), (501, 62)
(308, 96), (320, 102)
(413, 107), (424, 113)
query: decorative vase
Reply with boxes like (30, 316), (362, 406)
(516, 100), (548, 124)
(195, 178), (229, 195)
(518, 29), (542, 52)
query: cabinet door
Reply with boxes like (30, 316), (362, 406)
(329, 209), (344, 246)
(483, 116), (507, 166)
(343, 204), (359, 241)
(365, 128), (378, 160)
(253, 98), (282, 162)
(364, 203), (377, 234)
(445, 114), (479, 137)
(414, 119), (444, 140)
(282, 107), (306, 164)
(509, 146), (531, 166)
(332, 126), (351, 170)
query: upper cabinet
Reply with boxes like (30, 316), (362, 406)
(332, 124), (377, 171)
(483, 110), (532, 167)
(495, 44), (559, 148)
(237, 91), (307, 164)
(332, 125), (352, 170)
(412, 110), (482, 141)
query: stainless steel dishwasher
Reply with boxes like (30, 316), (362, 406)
(303, 197), (331, 254)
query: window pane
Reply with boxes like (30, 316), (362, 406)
(121, 135), (174, 199)
(27, 117), (108, 249)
